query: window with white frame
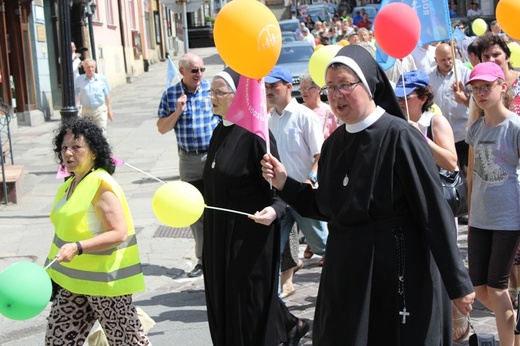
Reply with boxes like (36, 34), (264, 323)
(105, 0), (115, 25)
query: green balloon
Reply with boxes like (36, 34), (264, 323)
(0, 261), (52, 320)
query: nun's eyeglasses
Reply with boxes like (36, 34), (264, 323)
(322, 81), (361, 94)
(209, 90), (234, 98)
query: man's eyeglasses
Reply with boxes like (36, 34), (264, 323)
(397, 94), (419, 101)
(190, 67), (206, 74)
(209, 90), (234, 98)
(322, 81), (361, 94)
(470, 83), (497, 95)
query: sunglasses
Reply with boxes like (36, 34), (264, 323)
(190, 67), (206, 74)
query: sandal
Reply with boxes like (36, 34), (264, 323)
(318, 257), (325, 267)
(303, 245), (314, 259)
(294, 260), (304, 273)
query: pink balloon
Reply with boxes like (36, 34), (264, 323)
(373, 3), (421, 59)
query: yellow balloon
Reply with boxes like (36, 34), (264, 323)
(497, 0), (520, 40)
(472, 18), (487, 36)
(339, 39), (349, 47)
(308, 45), (342, 87)
(508, 42), (520, 68)
(315, 44), (324, 51)
(214, 0), (282, 79)
(152, 181), (204, 228)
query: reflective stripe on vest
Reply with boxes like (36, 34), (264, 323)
(47, 261), (143, 283)
(52, 233), (138, 256)
(47, 169), (145, 296)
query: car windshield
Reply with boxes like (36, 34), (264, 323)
(279, 21), (299, 32)
(307, 8), (325, 15)
(306, 9), (328, 21)
(277, 45), (314, 64)
(282, 32), (296, 43)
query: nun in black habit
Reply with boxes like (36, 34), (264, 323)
(202, 67), (308, 346)
(260, 45), (475, 345)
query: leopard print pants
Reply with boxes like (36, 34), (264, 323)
(45, 287), (150, 346)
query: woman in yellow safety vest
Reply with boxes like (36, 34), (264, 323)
(45, 118), (150, 345)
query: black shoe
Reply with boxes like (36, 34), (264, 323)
(458, 214), (469, 225)
(285, 319), (309, 346)
(187, 264), (203, 277)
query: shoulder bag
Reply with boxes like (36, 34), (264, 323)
(467, 316), (497, 346)
(427, 118), (468, 217)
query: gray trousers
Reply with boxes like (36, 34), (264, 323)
(178, 148), (206, 264)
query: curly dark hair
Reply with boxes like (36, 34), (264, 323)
(53, 118), (115, 174)
(414, 85), (435, 114)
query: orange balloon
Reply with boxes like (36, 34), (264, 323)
(497, 0), (520, 40)
(315, 44), (324, 51)
(214, 0), (282, 78)
(339, 39), (349, 47)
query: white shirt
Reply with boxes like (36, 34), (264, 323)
(302, 34), (316, 48)
(429, 61), (472, 142)
(411, 45), (436, 74)
(467, 9), (482, 17)
(269, 98), (323, 182)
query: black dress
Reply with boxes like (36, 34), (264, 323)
(280, 113), (474, 345)
(202, 123), (290, 346)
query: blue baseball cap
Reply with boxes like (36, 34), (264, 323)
(394, 70), (430, 97)
(265, 66), (293, 84)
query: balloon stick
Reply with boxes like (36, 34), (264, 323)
(44, 256), (58, 270)
(123, 162), (166, 184)
(205, 205), (253, 217)
(121, 160), (253, 217)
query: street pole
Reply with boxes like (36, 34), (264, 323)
(58, 0), (78, 123)
(182, 1), (189, 53)
(87, 1), (97, 63)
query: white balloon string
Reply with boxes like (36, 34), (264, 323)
(120, 161), (252, 217)
(123, 162), (166, 184)
(205, 205), (253, 217)
(44, 256), (58, 271)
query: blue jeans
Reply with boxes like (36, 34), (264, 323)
(280, 206), (328, 256)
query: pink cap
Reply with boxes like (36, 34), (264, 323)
(465, 62), (505, 86)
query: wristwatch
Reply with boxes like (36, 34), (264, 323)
(308, 172), (318, 185)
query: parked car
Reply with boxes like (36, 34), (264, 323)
(364, 3), (380, 13)
(275, 42), (314, 101)
(350, 6), (378, 23)
(302, 5), (332, 24)
(279, 19), (301, 33)
(282, 31), (297, 43)
(312, 2), (338, 17)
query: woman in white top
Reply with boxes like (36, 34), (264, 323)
(394, 70), (457, 171)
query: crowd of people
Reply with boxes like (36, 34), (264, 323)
(42, 4), (520, 345)
(297, 7), (376, 51)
